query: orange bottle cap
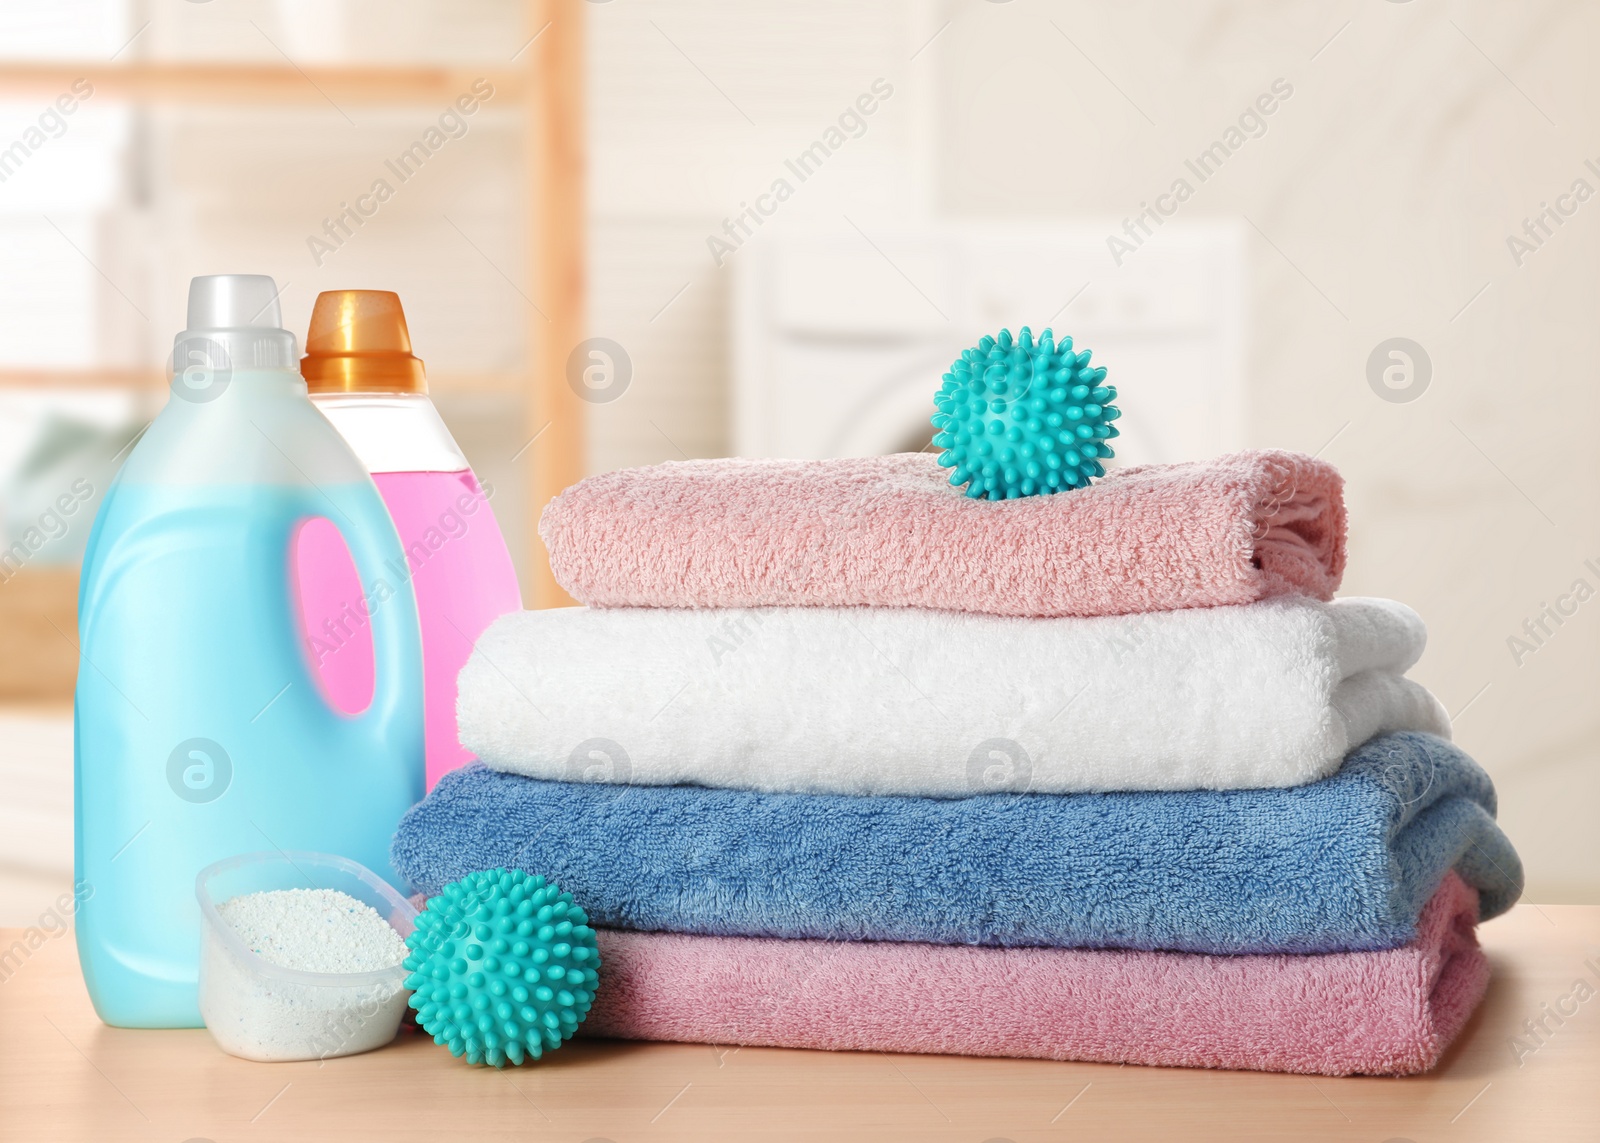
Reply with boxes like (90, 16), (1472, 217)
(302, 290), (427, 394)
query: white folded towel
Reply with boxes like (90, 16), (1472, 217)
(457, 597), (1450, 796)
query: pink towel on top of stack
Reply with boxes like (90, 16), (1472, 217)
(539, 450), (1346, 618)
(583, 873), (1487, 1077)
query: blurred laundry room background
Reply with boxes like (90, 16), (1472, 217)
(0, 0), (1596, 920)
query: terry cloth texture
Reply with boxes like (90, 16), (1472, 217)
(582, 873), (1489, 1077)
(392, 732), (1522, 955)
(538, 450), (1346, 618)
(459, 596), (1449, 795)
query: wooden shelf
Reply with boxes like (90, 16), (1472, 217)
(0, 369), (163, 391)
(0, 369), (526, 396)
(528, 0), (583, 608)
(0, 0), (586, 609)
(0, 567), (78, 702)
(0, 62), (525, 105)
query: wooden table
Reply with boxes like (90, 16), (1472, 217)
(2, 905), (1596, 1143)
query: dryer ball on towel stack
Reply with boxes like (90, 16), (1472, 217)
(403, 868), (600, 1066)
(932, 326), (1120, 499)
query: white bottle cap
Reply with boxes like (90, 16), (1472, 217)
(173, 275), (299, 373)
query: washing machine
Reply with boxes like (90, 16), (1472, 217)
(732, 220), (1246, 467)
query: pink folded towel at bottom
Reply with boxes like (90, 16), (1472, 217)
(540, 449), (1346, 617)
(583, 873), (1488, 1077)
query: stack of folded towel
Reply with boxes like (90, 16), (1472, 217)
(393, 450), (1523, 1077)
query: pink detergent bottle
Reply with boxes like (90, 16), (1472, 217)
(295, 290), (522, 790)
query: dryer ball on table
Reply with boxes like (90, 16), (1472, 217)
(402, 868), (600, 1066)
(932, 326), (1120, 499)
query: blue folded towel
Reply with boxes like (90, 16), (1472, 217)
(392, 732), (1522, 954)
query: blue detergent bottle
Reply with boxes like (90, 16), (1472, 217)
(74, 275), (424, 1028)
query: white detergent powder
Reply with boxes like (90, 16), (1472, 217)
(200, 888), (412, 1061)
(219, 889), (410, 973)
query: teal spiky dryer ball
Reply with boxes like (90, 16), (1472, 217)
(932, 327), (1120, 499)
(403, 869), (600, 1067)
